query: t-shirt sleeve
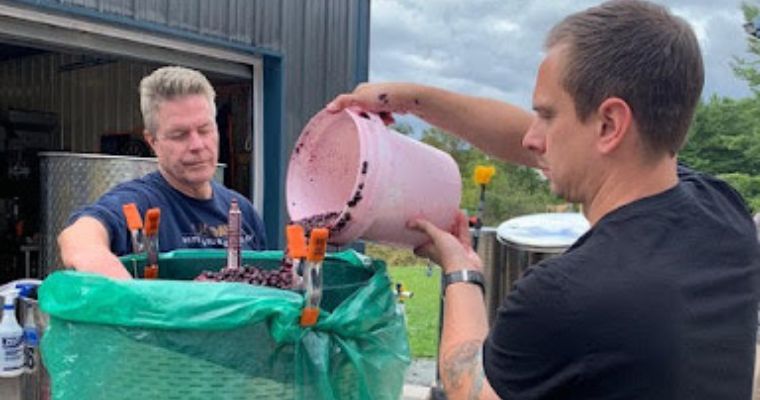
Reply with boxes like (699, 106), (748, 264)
(66, 185), (145, 256)
(483, 261), (580, 399)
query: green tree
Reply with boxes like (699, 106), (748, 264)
(719, 173), (760, 211)
(734, 3), (760, 93)
(680, 95), (760, 176)
(418, 126), (563, 226)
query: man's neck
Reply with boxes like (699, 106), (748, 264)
(158, 169), (213, 200)
(584, 157), (678, 226)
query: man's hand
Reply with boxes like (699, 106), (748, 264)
(58, 216), (132, 280)
(326, 82), (423, 125)
(407, 211), (482, 274)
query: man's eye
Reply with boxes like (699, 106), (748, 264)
(167, 132), (187, 140)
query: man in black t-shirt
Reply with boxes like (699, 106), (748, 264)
(327, 0), (760, 398)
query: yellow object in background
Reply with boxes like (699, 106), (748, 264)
(473, 165), (496, 185)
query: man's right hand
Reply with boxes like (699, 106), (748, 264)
(58, 216), (133, 280)
(326, 82), (422, 125)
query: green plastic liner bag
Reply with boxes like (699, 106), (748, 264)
(39, 249), (410, 400)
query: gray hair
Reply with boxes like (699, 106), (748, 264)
(139, 66), (216, 133)
(546, 0), (704, 156)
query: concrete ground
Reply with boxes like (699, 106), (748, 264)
(402, 358), (437, 400)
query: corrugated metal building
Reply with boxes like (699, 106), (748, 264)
(0, 0), (370, 278)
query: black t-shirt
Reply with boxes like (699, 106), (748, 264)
(483, 166), (760, 399)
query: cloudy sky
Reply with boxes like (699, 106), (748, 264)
(369, 0), (756, 131)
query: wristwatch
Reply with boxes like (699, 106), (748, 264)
(443, 269), (485, 296)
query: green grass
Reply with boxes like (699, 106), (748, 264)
(387, 265), (441, 358)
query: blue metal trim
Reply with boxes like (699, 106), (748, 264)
(262, 55), (286, 249)
(352, 0), (370, 85)
(7, 0), (281, 58)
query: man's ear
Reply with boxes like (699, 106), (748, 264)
(596, 97), (632, 154)
(143, 130), (156, 153)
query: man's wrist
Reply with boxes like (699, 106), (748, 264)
(443, 269), (485, 296)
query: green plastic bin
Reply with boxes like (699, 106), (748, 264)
(39, 250), (410, 400)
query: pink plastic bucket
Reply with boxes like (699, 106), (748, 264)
(286, 108), (462, 248)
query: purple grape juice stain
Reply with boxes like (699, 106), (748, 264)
(347, 191), (363, 208)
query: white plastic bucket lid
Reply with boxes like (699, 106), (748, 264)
(497, 212), (589, 251)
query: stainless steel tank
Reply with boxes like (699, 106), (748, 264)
(39, 152), (224, 276)
(477, 213), (589, 325)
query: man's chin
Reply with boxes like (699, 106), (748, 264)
(181, 168), (215, 184)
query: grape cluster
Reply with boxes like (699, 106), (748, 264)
(195, 262), (296, 289)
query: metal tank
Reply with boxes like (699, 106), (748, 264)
(39, 152), (224, 276)
(477, 213), (589, 325)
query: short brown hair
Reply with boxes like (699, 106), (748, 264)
(546, 0), (704, 155)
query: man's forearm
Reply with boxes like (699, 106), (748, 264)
(409, 85), (538, 168)
(440, 283), (500, 399)
(58, 216), (131, 279)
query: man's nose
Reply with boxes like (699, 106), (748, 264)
(187, 131), (205, 149)
(522, 124), (546, 154)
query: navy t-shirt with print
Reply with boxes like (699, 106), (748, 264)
(67, 171), (267, 255)
(483, 166), (760, 399)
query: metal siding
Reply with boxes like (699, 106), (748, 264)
(280, 0), (305, 157)
(167, 0), (199, 32)
(61, 0), (100, 9)
(135, 0), (168, 25)
(200, 0), (226, 38)
(96, 0), (133, 16)
(302, 0), (327, 122)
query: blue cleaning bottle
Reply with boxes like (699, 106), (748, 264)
(16, 284), (38, 374)
(0, 289), (23, 378)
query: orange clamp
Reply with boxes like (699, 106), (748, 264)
(122, 203), (143, 230)
(144, 208), (161, 236)
(300, 306), (320, 327)
(306, 228), (329, 262)
(286, 225), (307, 258)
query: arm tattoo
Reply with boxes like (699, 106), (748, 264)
(442, 340), (487, 399)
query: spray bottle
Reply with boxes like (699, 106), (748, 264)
(16, 284), (38, 374)
(0, 289), (24, 377)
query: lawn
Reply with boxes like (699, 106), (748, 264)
(387, 265), (442, 358)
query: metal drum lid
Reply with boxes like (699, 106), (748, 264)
(496, 212), (590, 252)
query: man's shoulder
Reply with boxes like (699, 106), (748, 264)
(678, 165), (750, 210)
(212, 182), (258, 208)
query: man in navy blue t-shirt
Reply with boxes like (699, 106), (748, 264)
(59, 66), (266, 279)
(327, 1), (760, 398)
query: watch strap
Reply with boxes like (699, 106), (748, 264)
(443, 269), (485, 295)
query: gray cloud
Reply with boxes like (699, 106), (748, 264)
(370, 0), (755, 122)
